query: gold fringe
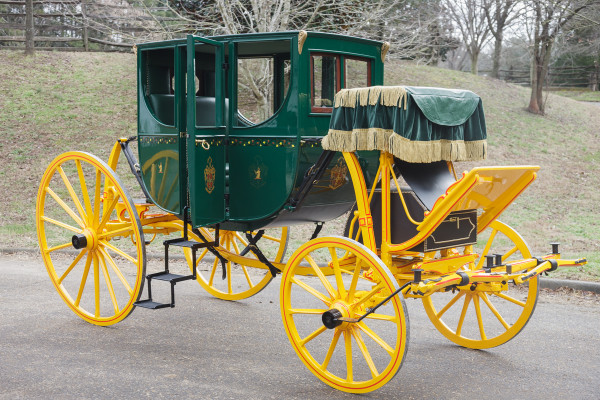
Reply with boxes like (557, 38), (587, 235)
(323, 129), (487, 163)
(333, 86), (407, 109)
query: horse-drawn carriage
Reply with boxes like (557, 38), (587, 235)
(36, 31), (586, 393)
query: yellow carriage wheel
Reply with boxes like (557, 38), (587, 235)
(36, 152), (146, 326)
(422, 220), (538, 349)
(184, 227), (288, 301)
(281, 236), (409, 393)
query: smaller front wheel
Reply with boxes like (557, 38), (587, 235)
(281, 236), (409, 393)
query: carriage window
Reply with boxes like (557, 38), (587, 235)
(345, 57), (371, 89)
(142, 48), (175, 126)
(311, 54), (339, 111)
(237, 57), (275, 124)
(194, 43), (220, 127)
(235, 39), (291, 126)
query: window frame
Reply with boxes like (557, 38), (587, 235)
(310, 52), (341, 114)
(310, 52), (373, 114)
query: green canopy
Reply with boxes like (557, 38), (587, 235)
(322, 86), (487, 162)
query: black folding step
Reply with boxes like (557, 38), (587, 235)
(134, 300), (171, 310)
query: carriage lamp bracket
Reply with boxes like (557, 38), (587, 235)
(120, 138), (153, 204)
(244, 231), (281, 277)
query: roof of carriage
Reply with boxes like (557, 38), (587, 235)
(135, 31), (385, 51)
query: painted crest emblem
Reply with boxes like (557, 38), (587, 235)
(328, 158), (348, 190)
(249, 156), (267, 188)
(204, 156), (216, 194)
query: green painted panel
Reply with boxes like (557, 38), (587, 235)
(228, 137), (298, 221)
(190, 135), (226, 226)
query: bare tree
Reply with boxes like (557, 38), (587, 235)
(525, 0), (596, 114)
(483, 0), (522, 78)
(444, 0), (491, 74)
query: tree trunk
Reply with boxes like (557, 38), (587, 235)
(470, 49), (479, 75)
(491, 35), (502, 78)
(527, 56), (541, 114)
(25, 0), (34, 55)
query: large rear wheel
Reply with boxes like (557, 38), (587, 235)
(281, 236), (409, 393)
(422, 220), (538, 349)
(36, 152), (146, 326)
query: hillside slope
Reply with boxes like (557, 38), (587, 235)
(0, 51), (597, 280)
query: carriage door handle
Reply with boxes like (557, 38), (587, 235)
(195, 139), (210, 150)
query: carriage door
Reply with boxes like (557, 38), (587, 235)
(186, 35), (227, 227)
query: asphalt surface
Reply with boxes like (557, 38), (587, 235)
(1, 253), (599, 400)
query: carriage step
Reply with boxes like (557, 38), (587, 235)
(166, 239), (204, 249)
(149, 272), (195, 283)
(134, 299), (172, 309)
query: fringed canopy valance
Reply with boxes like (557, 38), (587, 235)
(322, 86), (487, 163)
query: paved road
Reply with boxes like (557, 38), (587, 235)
(1, 253), (599, 399)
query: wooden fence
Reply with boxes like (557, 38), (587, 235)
(483, 63), (600, 91)
(0, 0), (174, 52)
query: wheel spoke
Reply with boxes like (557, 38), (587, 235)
(476, 229), (498, 269)
(208, 257), (219, 286)
(46, 187), (85, 229)
(306, 255), (336, 300)
(329, 247), (346, 299)
(346, 258), (362, 303)
(227, 262), (232, 294)
(47, 242), (75, 253)
(75, 253), (93, 307)
(97, 192), (121, 232)
(98, 251), (119, 314)
(99, 226), (133, 240)
(363, 313), (398, 323)
(357, 321), (395, 356)
(456, 294), (472, 336)
(288, 308), (327, 315)
(299, 325), (328, 346)
(351, 328), (379, 378)
(351, 282), (386, 309)
(100, 240), (138, 265)
(344, 330), (353, 382)
(57, 249), (87, 284)
(494, 291), (526, 307)
(99, 247), (133, 295)
(480, 293), (510, 330)
(473, 295), (487, 340)
(76, 160), (93, 225)
(322, 329), (342, 370)
(261, 234), (282, 242)
(41, 216), (80, 234)
(290, 276), (330, 305)
(58, 166), (87, 223)
(93, 167), (102, 224)
(436, 291), (465, 319)
(502, 245), (519, 261)
(93, 253), (100, 318)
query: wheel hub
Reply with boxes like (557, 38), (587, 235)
(322, 309), (343, 329)
(72, 233), (87, 249)
(72, 228), (98, 251)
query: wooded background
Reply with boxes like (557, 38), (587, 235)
(1, 0), (599, 113)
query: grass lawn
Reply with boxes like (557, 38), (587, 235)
(1, 51), (598, 281)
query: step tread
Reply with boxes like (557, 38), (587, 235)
(167, 239), (205, 249)
(134, 300), (171, 309)
(150, 272), (193, 282)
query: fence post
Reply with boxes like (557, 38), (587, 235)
(25, 0), (34, 55)
(81, 0), (89, 51)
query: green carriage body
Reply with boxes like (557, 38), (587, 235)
(135, 31), (386, 231)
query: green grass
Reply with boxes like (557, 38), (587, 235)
(1, 52), (598, 281)
(551, 88), (600, 102)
